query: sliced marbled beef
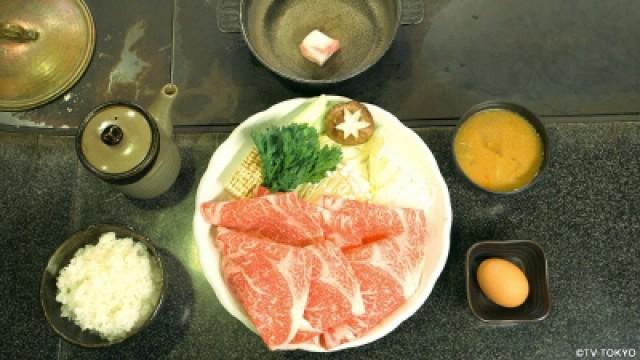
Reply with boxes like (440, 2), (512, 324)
(216, 228), (313, 349)
(201, 192), (324, 246)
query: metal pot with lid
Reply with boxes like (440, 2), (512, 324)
(77, 84), (182, 199)
(0, 0), (95, 111)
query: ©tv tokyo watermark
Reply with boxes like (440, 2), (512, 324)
(576, 348), (636, 358)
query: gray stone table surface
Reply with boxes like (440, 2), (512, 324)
(1, 121), (639, 359)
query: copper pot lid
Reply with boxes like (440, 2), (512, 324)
(77, 102), (160, 184)
(0, 0), (95, 111)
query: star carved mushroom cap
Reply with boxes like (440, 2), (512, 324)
(325, 101), (375, 145)
(336, 109), (370, 140)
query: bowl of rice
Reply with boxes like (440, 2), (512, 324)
(40, 224), (165, 347)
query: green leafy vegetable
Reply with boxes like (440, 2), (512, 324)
(251, 124), (342, 192)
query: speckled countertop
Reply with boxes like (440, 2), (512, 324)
(1, 121), (639, 359)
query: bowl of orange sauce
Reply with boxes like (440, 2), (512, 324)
(453, 102), (548, 194)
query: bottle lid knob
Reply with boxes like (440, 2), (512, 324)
(100, 124), (124, 146)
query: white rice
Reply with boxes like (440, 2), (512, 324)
(56, 232), (162, 341)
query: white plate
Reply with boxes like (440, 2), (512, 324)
(193, 96), (452, 352)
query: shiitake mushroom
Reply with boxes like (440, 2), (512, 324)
(325, 101), (375, 145)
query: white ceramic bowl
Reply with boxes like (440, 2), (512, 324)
(193, 96), (452, 352)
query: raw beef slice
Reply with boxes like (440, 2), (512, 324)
(201, 192), (324, 246)
(318, 196), (422, 248)
(322, 207), (429, 348)
(216, 228), (313, 349)
(304, 242), (364, 331)
(274, 242), (366, 348)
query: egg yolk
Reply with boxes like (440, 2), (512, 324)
(454, 110), (544, 192)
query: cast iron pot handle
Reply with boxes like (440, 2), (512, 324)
(217, 0), (242, 33)
(401, 0), (425, 25)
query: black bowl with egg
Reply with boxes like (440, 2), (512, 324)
(452, 101), (550, 195)
(40, 224), (166, 347)
(465, 240), (551, 323)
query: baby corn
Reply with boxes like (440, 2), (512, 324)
(225, 148), (263, 198)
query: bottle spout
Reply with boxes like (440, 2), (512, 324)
(148, 83), (178, 137)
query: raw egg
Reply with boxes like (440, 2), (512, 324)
(476, 258), (529, 308)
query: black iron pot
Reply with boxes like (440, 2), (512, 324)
(217, 0), (424, 85)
